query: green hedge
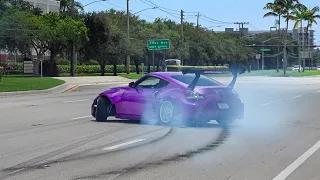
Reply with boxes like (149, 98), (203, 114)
(166, 65), (228, 72)
(57, 65), (228, 74)
(57, 65), (161, 74)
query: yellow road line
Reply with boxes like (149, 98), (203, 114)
(62, 85), (80, 93)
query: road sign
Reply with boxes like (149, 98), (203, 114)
(260, 48), (271, 52)
(255, 54), (261, 60)
(147, 39), (170, 50)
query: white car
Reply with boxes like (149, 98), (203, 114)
(317, 66), (320, 70)
(292, 65), (301, 71)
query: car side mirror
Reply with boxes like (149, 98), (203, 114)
(129, 82), (135, 88)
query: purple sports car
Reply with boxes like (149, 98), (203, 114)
(91, 70), (244, 126)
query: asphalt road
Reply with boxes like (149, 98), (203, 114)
(1, 77), (320, 180)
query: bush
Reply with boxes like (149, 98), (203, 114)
(56, 58), (70, 65)
(57, 64), (161, 74)
(166, 65), (228, 72)
(56, 65), (229, 74)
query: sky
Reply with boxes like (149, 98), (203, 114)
(78, 0), (320, 45)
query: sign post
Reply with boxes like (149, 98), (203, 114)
(147, 39), (170, 72)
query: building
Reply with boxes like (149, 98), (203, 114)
(219, 27), (315, 54)
(0, 0), (60, 63)
(24, 0), (60, 14)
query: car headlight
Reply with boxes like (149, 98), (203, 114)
(186, 90), (205, 100)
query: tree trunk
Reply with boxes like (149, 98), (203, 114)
(49, 50), (57, 77)
(33, 54), (43, 77)
(283, 20), (289, 75)
(100, 60), (105, 76)
(113, 63), (117, 76)
(134, 58), (139, 74)
(70, 42), (75, 76)
(277, 15), (281, 73)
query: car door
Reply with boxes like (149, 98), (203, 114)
(120, 76), (161, 117)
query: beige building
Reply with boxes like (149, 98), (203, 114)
(24, 0), (60, 14)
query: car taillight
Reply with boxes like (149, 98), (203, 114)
(186, 90), (205, 100)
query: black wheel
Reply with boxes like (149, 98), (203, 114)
(216, 118), (235, 127)
(95, 96), (113, 122)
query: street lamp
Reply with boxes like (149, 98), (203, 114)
(133, 7), (157, 15)
(126, 1), (158, 74)
(83, 0), (107, 7)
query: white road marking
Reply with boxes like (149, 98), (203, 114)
(292, 95), (302, 99)
(272, 139), (320, 180)
(71, 115), (92, 120)
(63, 99), (89, 103)
(103, 139), (146, 151)
(260, 103), (270, 107)
(316, 90), (320, 93)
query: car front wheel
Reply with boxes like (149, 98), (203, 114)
(95, 96), (113, 122)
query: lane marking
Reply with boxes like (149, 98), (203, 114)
(260, 103), (270, 107)
(316, 90), (320, 93)
(62, 85), (80, 93)
(272, 139), (320, 180)
(103, 139), (146, 151)
(292, 95), (302, 99)
(71, 115), (92, 120)
(63, 99), (89, 103)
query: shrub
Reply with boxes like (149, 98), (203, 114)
(166, 65), (228, 72)
(57, 64), (161, 74)
(56, 58), (70, 65)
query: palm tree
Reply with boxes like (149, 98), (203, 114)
(292, 3), (307, 72)
(277, 0), (300, 75)
(304, 7), (320, 70)
(263, 1), (284, 73)
(292, 6), (320, 71)
(59, 0), (83, 15)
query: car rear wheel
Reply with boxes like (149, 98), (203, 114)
(158, 100), (175, 125)
(95, 96), (113, 122)
(216, 118), (235, 127)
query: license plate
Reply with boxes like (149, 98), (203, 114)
(217, 103), (229, 109)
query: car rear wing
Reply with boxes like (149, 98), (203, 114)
(181, 67), (245, 90)
(181, 69), (230, 90)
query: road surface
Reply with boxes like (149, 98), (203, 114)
(1, 77), (320, 180)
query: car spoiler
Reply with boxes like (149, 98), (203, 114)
(181, 69), (229, 91)
(181, 67), (245, 90)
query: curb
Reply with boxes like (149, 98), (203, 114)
(0, 83), (73, 97)
(0, 81), (131, 97)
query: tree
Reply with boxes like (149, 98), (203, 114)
(263, 0), (285, 72)
(278, 0), (301, 74)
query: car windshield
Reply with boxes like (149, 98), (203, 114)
(170, 74), (221, 87)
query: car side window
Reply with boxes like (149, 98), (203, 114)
(135, 76), (161, 89)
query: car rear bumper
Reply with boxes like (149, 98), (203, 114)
(180, 99), (244, 122)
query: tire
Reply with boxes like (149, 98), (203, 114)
(216, 118), (235, 127)
(158, 100), (176, 125)
(95, 96), (113, 122)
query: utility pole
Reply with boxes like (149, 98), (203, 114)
(126, 0), (130, 74)
(70, 0), (75, 77)
(233, 22), (249, 37)
(180, 10), (184, 65)
(196, 12), (200, 29)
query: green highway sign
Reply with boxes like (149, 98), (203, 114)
(147, 39), (170, 50)
(260, 48), (271, 52)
